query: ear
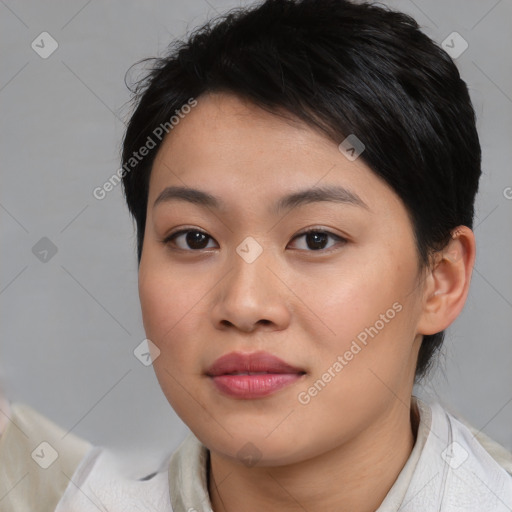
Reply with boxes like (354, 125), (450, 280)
(416, 226), (476, 336)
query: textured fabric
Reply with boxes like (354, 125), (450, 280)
(56, 397), (512, 511)
(55, 447), (172, 512)
(0, 402), (92, 512)
(168, 428), (213, 512)
(464, 420), (512, 476)
(377, 399), (512, 511)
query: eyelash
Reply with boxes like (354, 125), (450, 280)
(161, 227), (347, 254)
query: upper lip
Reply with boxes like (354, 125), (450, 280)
(206, 351), (306, 376)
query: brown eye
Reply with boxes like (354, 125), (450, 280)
(163, 229), (216, 251)
(289, 229), (346, 252)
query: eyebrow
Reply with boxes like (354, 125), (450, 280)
(153, 184), (369, 214)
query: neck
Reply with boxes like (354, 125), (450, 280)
(208, 398), (418, 512)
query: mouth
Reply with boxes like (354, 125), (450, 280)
(206, 351), (306, 399)
(220, 371), (290, 375)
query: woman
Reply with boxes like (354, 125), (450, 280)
(55, 0), (512, 510)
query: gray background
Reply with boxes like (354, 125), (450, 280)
(1, 0), (511, 470)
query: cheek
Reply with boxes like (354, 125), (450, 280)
(307, 249), (413, 330)
(138, 270), (172, 342)
(138, 268), (204, 415)
(304, 244), (420, 377)
(138, 262), (213, 384)
(138, 266), (192, 352)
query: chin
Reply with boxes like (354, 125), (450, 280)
(192, 423), (318, 467)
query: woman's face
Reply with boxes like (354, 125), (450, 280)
(138, 92), (427, 466)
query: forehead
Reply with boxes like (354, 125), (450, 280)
(148, 92), (403, 219)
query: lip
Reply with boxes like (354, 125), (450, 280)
(206, 351), (306, 399)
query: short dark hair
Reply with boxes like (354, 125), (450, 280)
(120, 0), (481, 381)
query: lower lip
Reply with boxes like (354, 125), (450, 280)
(209, 373), (304, 399)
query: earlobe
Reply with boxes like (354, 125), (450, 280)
(416, 226), (476, 336)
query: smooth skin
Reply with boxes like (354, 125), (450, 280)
(138, 92), (476, 512)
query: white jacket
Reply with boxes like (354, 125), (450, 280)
(55, 397), (512, 512)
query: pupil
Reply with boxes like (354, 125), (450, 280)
(187, 231), (208, 249)
(307, 232), (327, 250)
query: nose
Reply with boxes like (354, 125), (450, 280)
(210, 244), (291, 334)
